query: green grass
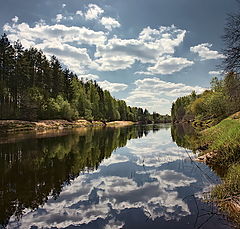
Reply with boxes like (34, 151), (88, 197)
(200, 115), (240, 167)
(209, 163), (240, 225)
(199, 113), (240, 226)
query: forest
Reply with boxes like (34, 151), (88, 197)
(0, 33), (170, 123)
(171, 72), (240, 124)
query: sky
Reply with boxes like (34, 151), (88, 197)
(0, 0), (239, 114)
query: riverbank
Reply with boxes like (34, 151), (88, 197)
(195, 112), (240, 225)
(196, 112), (240, 165)
(0, 119), (135, 133)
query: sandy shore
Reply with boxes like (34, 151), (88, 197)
(0, 119), (135, 133)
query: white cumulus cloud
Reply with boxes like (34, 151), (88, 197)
(100, 17), (121, 31)
(95, 25), (187, 72)
(3, 22), (106, 47)
(136, 56), (194, 75)
(3, 21), (108, 75)
(37, 41), (98, 75)
(85, 4), (104, 20)
(55, 14), (65, 23)
(190, 43), (225, 60)
(97, 80), (128, 92)
(11, 16), (19, 23)
(96, 55), (135, 71)
(125, 77), (207, 114)
(76, 10), (83, 16)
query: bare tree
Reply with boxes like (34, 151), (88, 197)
(222, 9), (240, 73)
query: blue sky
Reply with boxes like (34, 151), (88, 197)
(0, 0), (238, 114)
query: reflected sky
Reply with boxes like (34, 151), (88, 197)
(5, 126), (231, 229)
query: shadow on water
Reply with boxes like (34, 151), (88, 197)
(171, 124), (228, 178)
(171, 123), (200, 152)
(0, 125), (159, 227)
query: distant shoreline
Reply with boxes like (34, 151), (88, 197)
(0, 119), (136, 133)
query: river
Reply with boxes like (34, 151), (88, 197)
(0, 124), (232, 228)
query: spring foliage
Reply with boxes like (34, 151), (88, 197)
(171, 73), (240, 123)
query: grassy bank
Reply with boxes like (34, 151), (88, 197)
(0, 119), (135, 133)
(199, 112), (240, 167)
(196, 112), (240, 224)
(209, 164), (240, 225)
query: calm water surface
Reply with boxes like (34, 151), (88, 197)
(0, 125), (232, 228)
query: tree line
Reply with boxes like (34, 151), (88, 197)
(171, 72), (240, 123)
(0, 33), (170, 123)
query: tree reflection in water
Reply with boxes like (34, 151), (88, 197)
(0, 125), (158, 227)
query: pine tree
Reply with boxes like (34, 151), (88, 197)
(0, 33), (163, 122)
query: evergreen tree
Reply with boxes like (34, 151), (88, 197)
(0, 34), (165, 122)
